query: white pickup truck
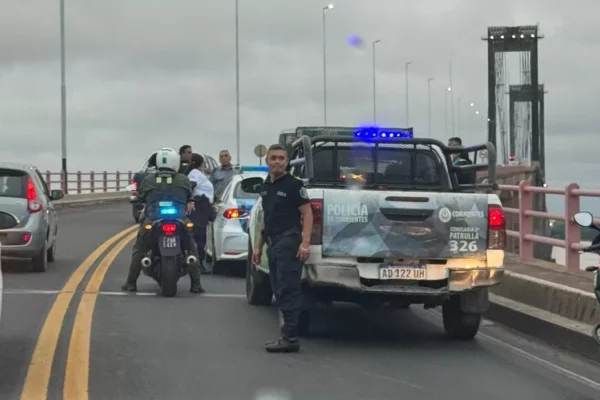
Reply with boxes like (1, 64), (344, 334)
(242, 127), (505, 340)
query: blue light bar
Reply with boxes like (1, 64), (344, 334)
(159, 207), (178, 215)
(354, 127), (414, 141)
(240, 165), (269, 172)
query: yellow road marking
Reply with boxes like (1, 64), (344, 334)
(63, 230), (137, 400)
(19, 224), (137, 400)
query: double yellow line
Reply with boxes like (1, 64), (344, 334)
(20, 225), (139, 400)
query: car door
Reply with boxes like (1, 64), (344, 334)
(31, 169), (55, 241)
(211, 182), (234, 258)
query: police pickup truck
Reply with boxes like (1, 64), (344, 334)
(242, 127), (505, 339)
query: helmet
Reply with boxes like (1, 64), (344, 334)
(155, 148), (180, 172)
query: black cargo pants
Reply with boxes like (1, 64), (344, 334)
(190, 195), (213, 259)
(126, 220), (202, 284)
(265, 231), (303, 339)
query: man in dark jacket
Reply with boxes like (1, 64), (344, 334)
(448, 137), (476, 185)
(179, 145), (193, 173)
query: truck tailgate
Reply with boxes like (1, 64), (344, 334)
(321, 189), (489, 259)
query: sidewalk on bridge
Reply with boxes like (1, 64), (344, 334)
(54, 192), (130, 209)
(487, 253), (600, 362)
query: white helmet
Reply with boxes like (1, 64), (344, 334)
(155, 147), (180, 172)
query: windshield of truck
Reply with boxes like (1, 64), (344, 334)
(311, 143), (442, 186)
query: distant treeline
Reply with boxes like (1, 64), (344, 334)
(550, 220), (598, 242)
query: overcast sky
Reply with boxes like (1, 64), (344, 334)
(0, 0), (597, 208)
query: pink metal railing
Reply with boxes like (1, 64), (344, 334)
(499, 180), (600, 270)
(44, 171), (134, 194)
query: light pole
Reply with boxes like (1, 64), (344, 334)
(59, 0), (68, 193)
(449, 61), (455, 136)
(234, 0), (240, 166)
(405, 61), (412, 125)
(445, 86), (451, 136)
(322, 4), (333, 126)
(427, 78), (434, 137)
(457, 97), (462, 137)
(372, 40), (381, 123)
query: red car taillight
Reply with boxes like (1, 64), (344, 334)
(487, 205), (506, 250)
(27, 177), (42, 213)
(309, 199), (323, 245)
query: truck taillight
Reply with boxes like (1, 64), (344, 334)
(487, 205), (505, 250)
(310, 199), (323, 245)
(27, 177), (42, 213)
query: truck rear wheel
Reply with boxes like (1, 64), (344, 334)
(442, 295), (481, 340)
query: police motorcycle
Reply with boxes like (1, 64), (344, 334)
(573, 211), (600, 343)
(140, 200), (197, 297)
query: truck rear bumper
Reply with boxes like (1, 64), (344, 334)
(302, 263), (504, 295)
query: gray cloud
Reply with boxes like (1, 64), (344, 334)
(0, 0), (596, 202)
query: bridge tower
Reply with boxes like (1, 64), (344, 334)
(482, 26), (544, 169)
(509, 84), (546, 173)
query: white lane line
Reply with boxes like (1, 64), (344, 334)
(426, 309), (600, 391)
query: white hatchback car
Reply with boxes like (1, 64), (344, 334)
(205, 166), (267, 274)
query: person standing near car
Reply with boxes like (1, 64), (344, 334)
(210, 149), (237, 200)
(251, 144), (313, 353)
(187, 153), (215, 274)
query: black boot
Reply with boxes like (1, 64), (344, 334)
(189, 265), (205, 293)
(265, 325), (300, 353)
(121, 280), (137, 292)
(264, 336), (300, 353)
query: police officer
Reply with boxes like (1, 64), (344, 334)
(121, 147), (205, 293)
(252, 144), (313, 353)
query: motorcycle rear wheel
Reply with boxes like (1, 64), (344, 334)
(160, 256), (179, 297)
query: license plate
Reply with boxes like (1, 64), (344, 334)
(162, 236), (177, 248)
(159, 201), (173, 207)
(379, 263), (427, 280)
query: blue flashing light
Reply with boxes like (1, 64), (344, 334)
(240, 165), (269, 172)
(354, 126), (414, 141)
(159, 207), (178, 215)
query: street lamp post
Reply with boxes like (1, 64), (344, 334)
(457, 97), (462, 137)
(445, 86), (451, 136)
(372, 40), (381, 123)
(59, 0), (68, 193)
(234, 0), (240, 166)
(322, 4), (333, 126)
(427, 78), (434, 137)
(405, 61), (412, 125)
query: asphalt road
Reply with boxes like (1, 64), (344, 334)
(2, 203), (600, 400)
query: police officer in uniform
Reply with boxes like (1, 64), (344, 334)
(121, 147), (205, 293)
(252, 144), (313, 353)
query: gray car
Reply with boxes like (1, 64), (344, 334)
(0, 162), (64, 272)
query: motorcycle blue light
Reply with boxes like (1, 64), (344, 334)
(159, 207), (178, 215)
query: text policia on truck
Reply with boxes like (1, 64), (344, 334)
(243, 126), (504, 340)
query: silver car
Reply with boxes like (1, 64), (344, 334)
(0, 162), (64, 272)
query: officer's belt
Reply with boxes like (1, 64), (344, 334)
(263, 228), (300, 246)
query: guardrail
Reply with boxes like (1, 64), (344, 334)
(500, 181), (600, 271)
(43, 171), (134, 194)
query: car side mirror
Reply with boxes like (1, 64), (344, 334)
(241, 177), (264, 194)
(50, 189), (64, 201)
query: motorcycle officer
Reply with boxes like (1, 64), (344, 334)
(121, 147), (205, 293)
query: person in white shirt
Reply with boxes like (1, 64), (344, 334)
(187, 153), (215, 273)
